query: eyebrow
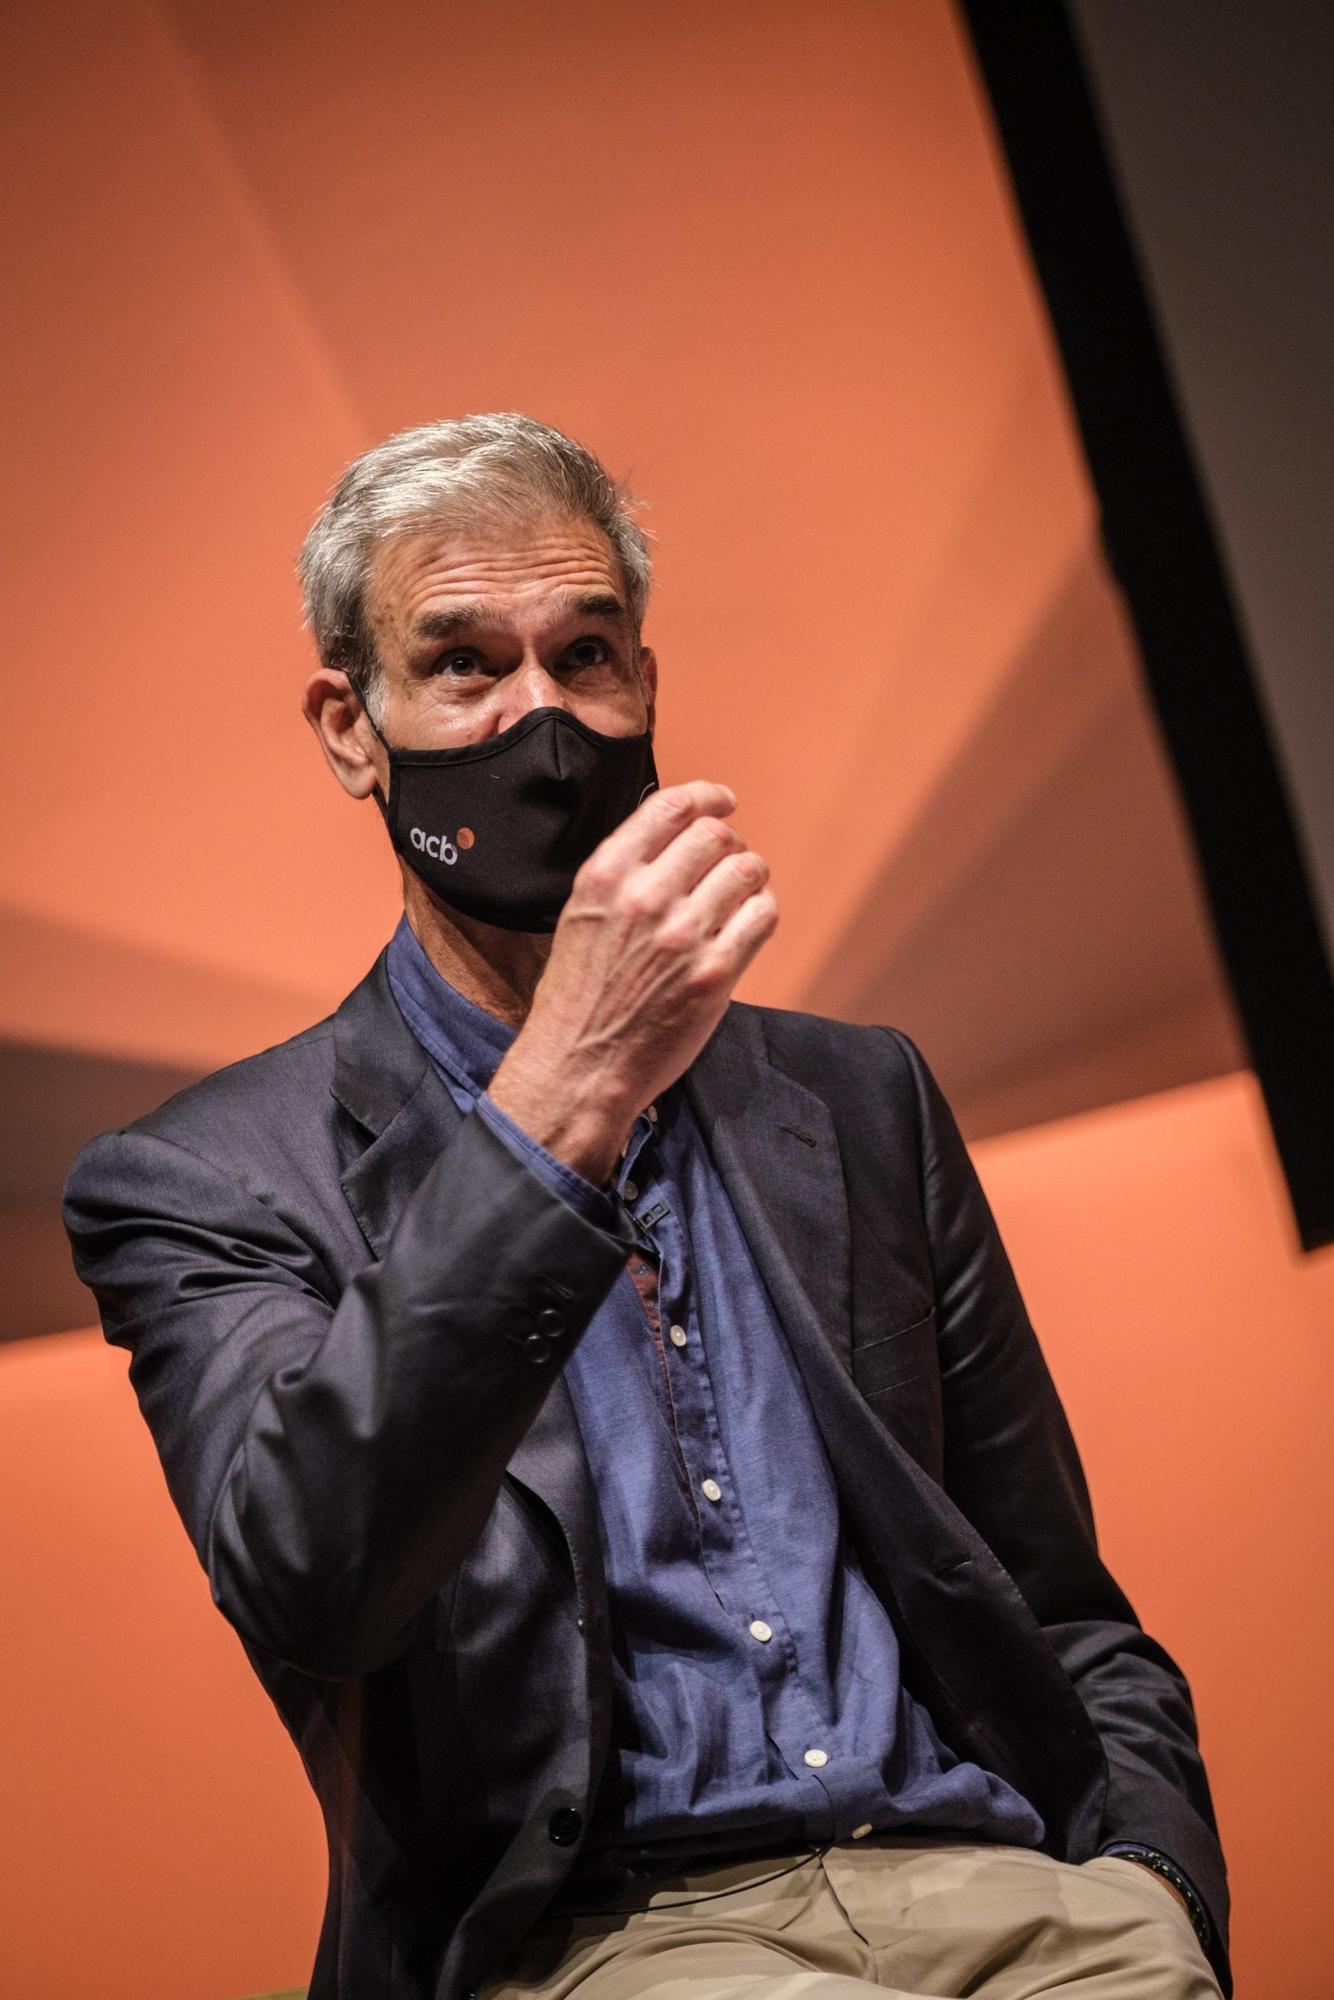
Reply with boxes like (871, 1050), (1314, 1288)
(407, 591), (630, 653)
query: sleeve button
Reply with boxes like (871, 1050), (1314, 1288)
(522, 1332), (553, 1364)
(538, 1306), (567, 1338)
(548, 1807), (583, 1845)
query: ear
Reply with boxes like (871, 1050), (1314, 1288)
(638, 643), (659, 731)
(302, 668), (384, 800)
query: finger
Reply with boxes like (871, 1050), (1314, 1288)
(637, 815), (746, 903)
(594, 780), (737, 873)
(684, 846), (770, 935)
(701, 885), (779, 982)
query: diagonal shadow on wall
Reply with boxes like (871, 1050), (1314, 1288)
(1, 1042), (204, 1344)
(803, 541), (1247, 1137)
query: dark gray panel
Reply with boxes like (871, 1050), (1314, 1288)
(1, 1042), (202, 1342)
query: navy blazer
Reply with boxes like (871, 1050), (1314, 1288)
(62, 951), (1230, 1999)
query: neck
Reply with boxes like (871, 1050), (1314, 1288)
(401, 875), (552, 1029)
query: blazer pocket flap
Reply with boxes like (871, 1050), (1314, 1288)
(854, 1307), (938, 1396)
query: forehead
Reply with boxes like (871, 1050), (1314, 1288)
(368, 511), (625, 654)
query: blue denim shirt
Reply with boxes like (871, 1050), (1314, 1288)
(387, 917), (1049, 1863)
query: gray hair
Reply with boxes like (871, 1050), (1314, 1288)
(296, 413), (653, 720)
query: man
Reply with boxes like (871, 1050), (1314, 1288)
(64, 415), (1229, 2000)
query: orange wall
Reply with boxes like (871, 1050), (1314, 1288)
(2, 0), (1094, 1068)
(0, 1330), (324, 2000)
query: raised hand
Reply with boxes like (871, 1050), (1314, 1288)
(487, 780), (777, 1184)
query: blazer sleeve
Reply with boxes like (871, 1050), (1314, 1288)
(62, 1108), (635, 1680)
(885, 1027), (1230, 1977)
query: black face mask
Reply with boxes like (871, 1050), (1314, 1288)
(366, 705), (658, 932)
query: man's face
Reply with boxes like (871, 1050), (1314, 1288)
(364, 510), (655, 754)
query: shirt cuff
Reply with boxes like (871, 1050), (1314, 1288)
(476, 1093), (623, 1231)
(1099, 1843), (1212, 1953)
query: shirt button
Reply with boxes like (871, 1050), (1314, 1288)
(647, 1104), (659, 1123)
(701, 1478), (723, 1503)
(748, 1620), (773, 1643)
(803, 1748), (829, 1769)
(851, 1823), (874, 1840)
(623, 1180), (639, 1202)
(669, 1324), (688, 1348)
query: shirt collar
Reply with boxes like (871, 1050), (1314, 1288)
(385, 912), (515, 1103)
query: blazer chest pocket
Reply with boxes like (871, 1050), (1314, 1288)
(853, 1307), (943, 1472)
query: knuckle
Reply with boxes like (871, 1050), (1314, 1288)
(657, 909), (700, 953)
(681, 960), (720, 1001)
(573, 852), (608, 895)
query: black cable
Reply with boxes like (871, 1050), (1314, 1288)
(554, 1842), (832, 1920)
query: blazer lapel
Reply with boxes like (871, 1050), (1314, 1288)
(332, 950), (461, 1258)
(681, 1014), (963, 1564)
(683, 1006), (854, 1375)
(506, 1381), (605, 1621)
(687, 1006), (1107, 1855)
(330, 951), (599, 1588)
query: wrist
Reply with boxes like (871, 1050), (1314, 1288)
(1120, 1857), (1190, 1916)
(487, 1043), (635, 1187)
(1102, 1849), (1211, 1953)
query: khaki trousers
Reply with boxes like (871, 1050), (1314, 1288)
(478, 1837), (1223, 2000)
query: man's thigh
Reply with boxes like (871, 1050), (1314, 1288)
(480, 1840), (1223, 2000)
(479, 1848), (875, 2000)
(824, 1838), (1222, 2000)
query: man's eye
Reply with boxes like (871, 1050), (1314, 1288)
(565, 638), (611, 668)
(436, 651), (483, 676)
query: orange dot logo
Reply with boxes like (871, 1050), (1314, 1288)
(457, 827), (475, 850)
